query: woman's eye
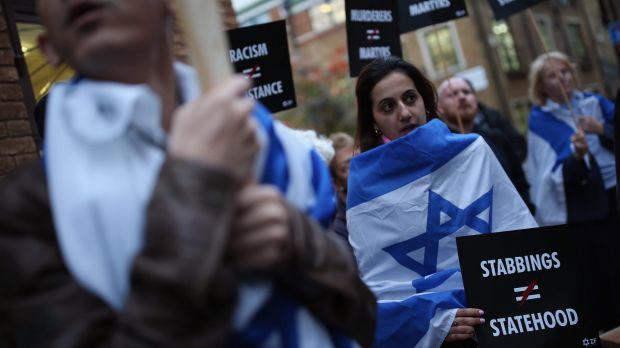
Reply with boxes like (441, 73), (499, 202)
(381, 102), (394, 112)
(404, 93), (416, 104)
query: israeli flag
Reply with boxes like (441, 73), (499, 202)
(45, 63), (347, 348)
(232, 104), (354, 348)
(346, 120), (536, 347)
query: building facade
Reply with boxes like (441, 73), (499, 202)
(235, 0), (620, 133)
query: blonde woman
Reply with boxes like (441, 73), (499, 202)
(526, 51), (616, 226)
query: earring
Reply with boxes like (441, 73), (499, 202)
(373, 125), (382, 135)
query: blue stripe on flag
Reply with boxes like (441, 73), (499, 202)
(374, 290), (467, 347)
(254, 103), (290, 193)
(229, 289), (300, 348)
(411, 268), (460, 293)
(347, 120), (478, 210)
(528, 107), (574, 171)
(230, 289), (354, 348)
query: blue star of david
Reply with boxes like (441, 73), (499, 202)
(383, 188), (493, 276)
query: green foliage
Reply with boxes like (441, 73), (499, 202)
(276, 63), (357, 137)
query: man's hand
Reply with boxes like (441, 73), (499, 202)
(168, 76), (258, 181)
(577, 116), (604, 135)
(228, 185), (291, 272)
(571, 129), (589, 160)
(444, 308), (485, 343)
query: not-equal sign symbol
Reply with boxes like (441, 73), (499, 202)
(243, 65), (262, 79)
(514, 280), (541, 306)
(366, 29), (380, 41)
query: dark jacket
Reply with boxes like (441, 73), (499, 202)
(473, 106), (534, 213)
(476, 103), (527, 163)
(0, 159), (376, 348)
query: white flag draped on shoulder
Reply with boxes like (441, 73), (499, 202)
(347, 119), (537, 348)
(46, 63), (348, 348)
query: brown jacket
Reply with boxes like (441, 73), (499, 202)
(0, 158), (376, 348)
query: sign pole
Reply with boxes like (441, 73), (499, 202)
(526, 9), (576, 120)
(176, 0), (234, 92)
(433, 24), (465, 134)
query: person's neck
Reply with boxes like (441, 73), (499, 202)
(445, 117), (474, 133)
(85, 40), (178, 132)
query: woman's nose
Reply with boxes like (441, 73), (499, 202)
(398, 102), (412, 121)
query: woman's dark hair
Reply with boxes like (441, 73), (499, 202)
(355, 56), (438, 153)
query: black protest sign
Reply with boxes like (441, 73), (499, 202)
(398, 0), (468, 34)
(345, 0), (403, 77)
(457, 225), (601, 348)
(488, 0), (548, 20)
(227, 20), (296, 113)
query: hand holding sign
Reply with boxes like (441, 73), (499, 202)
(570, 129), (589, 161)
(169, 76), (259, 182)
(445, 308), (486, 343)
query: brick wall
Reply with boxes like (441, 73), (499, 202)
(0, 3), (38, 178)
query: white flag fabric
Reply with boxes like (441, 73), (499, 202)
(46, 63), (349, 348)
(347, 119), (537, 347)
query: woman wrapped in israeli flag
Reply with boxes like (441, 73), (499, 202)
(347, 56), (537, 348)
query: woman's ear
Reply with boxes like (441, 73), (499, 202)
(37, 33), (63, 67)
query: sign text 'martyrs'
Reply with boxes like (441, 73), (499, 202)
(409, 0), (451, 16)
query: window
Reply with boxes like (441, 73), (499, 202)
(17, 23), (74, 101)
(565, 20), (590, 67)
(492, 21), (521, 73)
(509, 98), (532, 135)
(417, 23), (465, 78)
(534, 15), (556, 51)
(309, 0), (345, 33)
(239, 12), (272, 28)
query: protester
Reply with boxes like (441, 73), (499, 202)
(329, 132), (355, 240)
(347, 56), (537, 348)
(437, 77), (534, 212)
(0, 1), (376, 347)
(526, 51), (616, 226)
(526, 51), (618, 330)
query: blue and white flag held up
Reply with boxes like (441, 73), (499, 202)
(347, 119), (536, 348)
(46, 63), (345, 348)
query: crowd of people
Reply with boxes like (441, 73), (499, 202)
(0, 1), (617, 347)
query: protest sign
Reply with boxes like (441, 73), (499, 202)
(488, 0), (548, 20)
(227, 20), (297, 113)
(345, 0), (402, 77)
(397, 0), (468, 34)
(457, 225), (601, 348)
